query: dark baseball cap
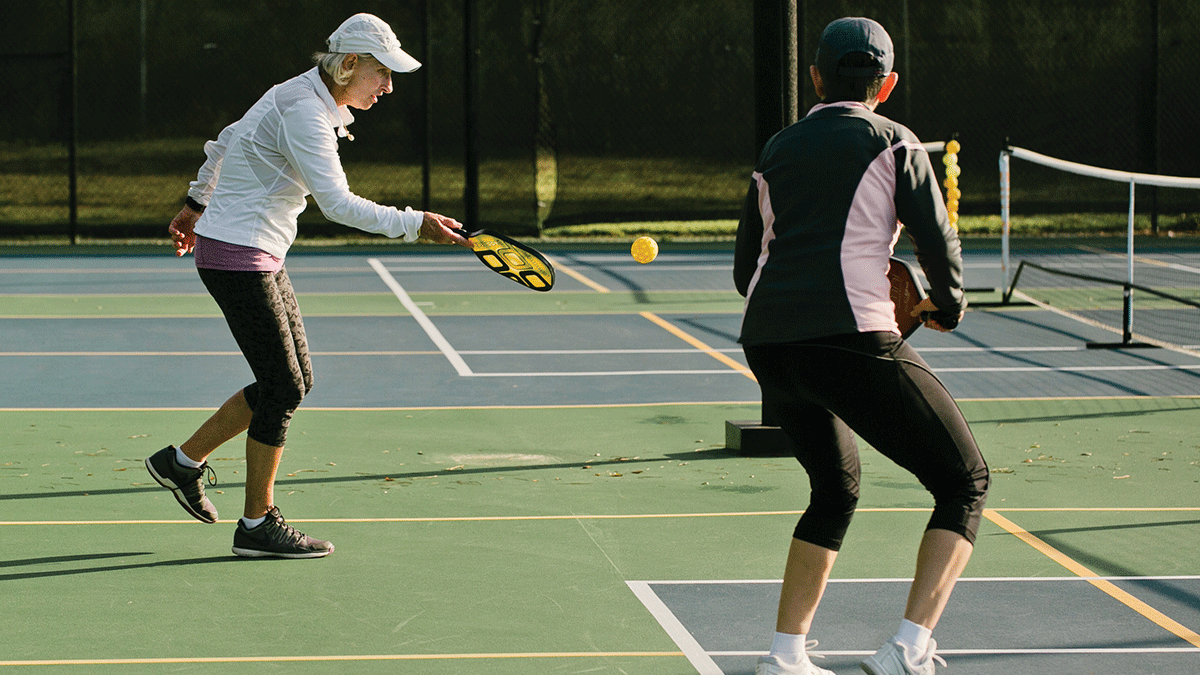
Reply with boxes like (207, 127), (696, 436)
(815, 17), (894, 78)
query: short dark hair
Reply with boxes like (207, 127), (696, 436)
(819, 52), (887, 103)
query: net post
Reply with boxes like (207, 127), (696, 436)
(463, 0), (480, 229)
(999, 148), (1011, 292)
(421, 0), (432, 212)
(1126, 178), (1136, 341)
(68, 0), (78, 245)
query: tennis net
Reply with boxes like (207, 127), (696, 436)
(1000, 147), (1200, 356)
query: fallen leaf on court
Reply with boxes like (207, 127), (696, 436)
(992, 467), (1015, 474)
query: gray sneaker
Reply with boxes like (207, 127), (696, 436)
(145, 446), (218, 523)
(231, 506), (334, 559)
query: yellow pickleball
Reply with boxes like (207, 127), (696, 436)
(631, 236), (659, 264)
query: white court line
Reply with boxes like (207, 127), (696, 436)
(0, 347), (1110, 356)
(468, 369), (751, 377)
(639, 575), (1200, 584)
(5, 353), (1198, 376)
(629, 577), (1200, 670)
(1075, 245), (1200, 275)
(626, 581), (723, 675)
(367, 258), (472, 376)
(936, 364), (1200, 373)
(711, 648), (1200, 657)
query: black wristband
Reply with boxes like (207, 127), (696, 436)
(927, 309), (960, 330)
(185, 197), (206, 213)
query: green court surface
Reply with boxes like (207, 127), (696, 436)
(3, 398), (1199, 673)
(3, 246), (1199, 673)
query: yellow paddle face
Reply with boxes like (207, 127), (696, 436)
(470, 232), (555, 291)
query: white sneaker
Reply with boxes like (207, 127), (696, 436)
(860, 638), (947, 675)
(756, 642), (835, 675)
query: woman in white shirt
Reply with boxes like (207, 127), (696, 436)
(145, 14), (467, 559)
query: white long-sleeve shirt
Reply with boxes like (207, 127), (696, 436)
(188, 68), (423, 258)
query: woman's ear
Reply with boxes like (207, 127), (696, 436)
(809, 65), (824, 99)
(876, 71), (899, 103)
(341, 53), (358, 73)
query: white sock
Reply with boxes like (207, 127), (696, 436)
(174, 446), (204, 469)
(894, 619), (932, 659)
(241, 515), (266, 529)
(769, 631), (809, 664)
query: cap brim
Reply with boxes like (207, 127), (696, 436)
(374, 48), (421, 73)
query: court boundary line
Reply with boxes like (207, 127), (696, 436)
(628, 576), (1200, 673)
(543, 253), (612, 292)
(7, 507), (1200, 527)
(2, 393), (1198, 411)
(983, 509), (1200, 649)
(639, 311), (758, 382)
(627, 581), (723, 675)
(9, 356), (1195, 375)
(367, 257), (472, 376)
(710, 648), (1200, 657)
(0, 651), (686, 668)
(639, 575), (1200, 584)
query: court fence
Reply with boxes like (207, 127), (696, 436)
(3, 0), (1199, 240)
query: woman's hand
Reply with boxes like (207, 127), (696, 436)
(419, 212), (472, 248)
(911, 297), (962, 332)
(168, 206), (202, 257)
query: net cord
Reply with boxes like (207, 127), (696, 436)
(1000, 146), (1200, 291)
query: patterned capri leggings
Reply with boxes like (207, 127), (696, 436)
(198, 267), (313, 448)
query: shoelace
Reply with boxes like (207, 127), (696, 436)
(265, 512), (306, 545)
(915, 641), (947, 669)
(805, 640), (826, 660)
(203, 464), (217, 487)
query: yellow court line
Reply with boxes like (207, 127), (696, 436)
(638, 311), (756, 382)
(988, 507), (1200, 512)
(0, 351), (439, 357)
(9, 507), (1200, 527)
(0, 400), (760, 413)
(545, 255), (612, 292)
(0, 511), (808, 526)
(983, 509), (1200, 649)
(0, 652), (684, 667)
(1, 508), (966, 527)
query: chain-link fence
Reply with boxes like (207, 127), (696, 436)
(3, 0), (1198, 239)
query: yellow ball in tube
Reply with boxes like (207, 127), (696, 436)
(631, 236), (659, 264)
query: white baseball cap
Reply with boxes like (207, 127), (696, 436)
(327, 13), (421, 73)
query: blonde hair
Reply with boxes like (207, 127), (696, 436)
(312, 52), (379, 86)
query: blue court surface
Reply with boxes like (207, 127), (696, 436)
(632, 576), (1200, 674)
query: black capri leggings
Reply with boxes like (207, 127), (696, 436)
(198, 266), (314, 447)
(744, 332), (989, 551)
